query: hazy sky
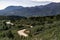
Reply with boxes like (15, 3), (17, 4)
(0, 0), (60, 10)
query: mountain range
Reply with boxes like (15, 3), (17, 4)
(0, 2), (60, 17)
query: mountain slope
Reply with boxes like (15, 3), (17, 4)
(0, 2), (60, 17)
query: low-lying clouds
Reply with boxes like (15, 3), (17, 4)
(0, 0), (60, 10)
(32, 0), (60, 2)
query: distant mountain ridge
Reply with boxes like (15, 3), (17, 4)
(0, 2), (60, 17)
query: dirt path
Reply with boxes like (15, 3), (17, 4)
(17, 29), (29, 37)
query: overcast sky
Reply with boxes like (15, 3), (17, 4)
(0, 0), (60, 10)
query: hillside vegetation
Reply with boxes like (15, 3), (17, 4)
(0, 15), (60, 40)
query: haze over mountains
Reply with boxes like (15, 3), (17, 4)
(0, 2), (60, 17)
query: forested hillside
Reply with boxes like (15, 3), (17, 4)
(0, 14), (60, 40)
